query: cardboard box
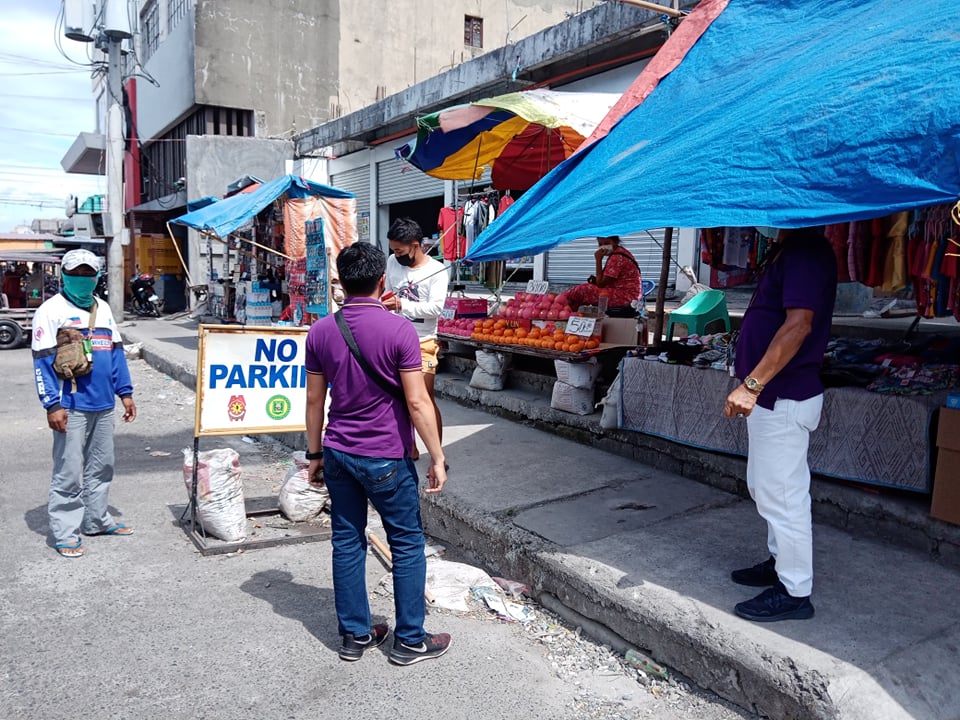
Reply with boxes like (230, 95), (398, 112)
(932, 407), (960, 526)
(601, 317), (639, 346)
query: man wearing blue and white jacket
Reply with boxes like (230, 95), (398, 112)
(32, 249), (137, 558)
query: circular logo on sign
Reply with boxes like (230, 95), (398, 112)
(265, 394), (291, 421)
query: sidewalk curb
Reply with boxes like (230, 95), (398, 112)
(421, 492), (835, 720)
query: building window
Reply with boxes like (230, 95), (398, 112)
(141, 1), (160, 62)
(168, 0), (191, 32)
(139, 106), (254, 202)
(464, 16), (483, 48)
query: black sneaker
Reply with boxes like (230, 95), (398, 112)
(731, 556), (778, 587)
(339, 623), (389, 661)
(388, 632), (452, 666)
(735, 584), (815, 622)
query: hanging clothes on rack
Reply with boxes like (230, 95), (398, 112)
(498, 191), (515, 215)
(437, 206), (465, 261)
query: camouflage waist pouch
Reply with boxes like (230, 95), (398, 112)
(52, 303), (97, 381)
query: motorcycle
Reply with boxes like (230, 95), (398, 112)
(129, 271), (162, 317)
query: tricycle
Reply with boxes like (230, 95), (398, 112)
(0, 251), (62, 350)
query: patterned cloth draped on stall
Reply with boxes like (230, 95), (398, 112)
(699, 202), (960, 320)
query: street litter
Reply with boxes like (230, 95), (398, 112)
(471, 584), (535, 623)
(624, 648), (669, 680)
(424, 541), (446, 557)
(123, 342), (142, 359)
(149, 450), (171, 457)
(492, 576), (529, 599)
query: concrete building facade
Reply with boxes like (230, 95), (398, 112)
(293, 1), (697, 291)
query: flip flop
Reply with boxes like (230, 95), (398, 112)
(85, 524), (134, 537)
(55, 541), (85, 558)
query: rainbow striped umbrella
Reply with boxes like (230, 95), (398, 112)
(396, 89), (619, 190)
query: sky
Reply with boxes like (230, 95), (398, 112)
(0, 0), (106, 232)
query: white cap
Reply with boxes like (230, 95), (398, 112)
(62, 249), (101, 272)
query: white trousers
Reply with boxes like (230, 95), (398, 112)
(745, 395), (823, 597)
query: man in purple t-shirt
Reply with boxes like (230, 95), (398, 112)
(304, 241), (450, 665)
(723, 227), (837, 622)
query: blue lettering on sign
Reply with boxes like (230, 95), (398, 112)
(209, 363), (307, 389)
(248, 365), (268, 388)
(254, 338), (299, 363)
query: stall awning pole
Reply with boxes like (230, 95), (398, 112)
(653, 226), (673, 342)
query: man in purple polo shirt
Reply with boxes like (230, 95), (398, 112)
(723, 227), (837, 622)
(304, 241), (450, 665)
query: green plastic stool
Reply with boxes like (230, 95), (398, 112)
(666, 289), (730, 339)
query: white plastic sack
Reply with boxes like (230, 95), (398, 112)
(598, 372), (622, 429)
(470, 366), (505, 391)
(551, 380), (595, 415)
(554, 358), (601, 390)
(182, 448), (246, 542)
(279, 452), (329, 522)
(475, 349), (510, 375)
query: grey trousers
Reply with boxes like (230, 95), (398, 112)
(49, 408), (117, 546)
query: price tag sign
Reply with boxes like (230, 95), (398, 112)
(566, 316), (597, 337)
(440, 308), (456, 320)
(526, 280), (549, 295)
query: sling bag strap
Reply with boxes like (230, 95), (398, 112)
(334, 310), (406, 403)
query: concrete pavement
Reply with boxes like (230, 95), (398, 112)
(119, 315), (960, 720)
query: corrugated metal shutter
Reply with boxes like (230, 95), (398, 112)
(546, 230), (678, 287)
(377, 158), (444, 204)
(329, 166), (371, 220)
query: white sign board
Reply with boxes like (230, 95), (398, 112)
(566, 316), (597, 337)
(195, 325), (310, 436)
(526, 280), (550, 295)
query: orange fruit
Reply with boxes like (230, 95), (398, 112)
(585, 339), (599, 349)
(571, 342), (585, 352)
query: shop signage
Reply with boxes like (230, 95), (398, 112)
(195, 325), (310, 436)
(566, 316), (597, 337)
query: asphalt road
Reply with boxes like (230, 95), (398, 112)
(0, 347), (752, 720)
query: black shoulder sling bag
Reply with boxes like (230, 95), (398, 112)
(334, 310), (406, 403)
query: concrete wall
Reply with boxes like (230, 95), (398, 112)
(137, 5), (197, 139)
(184, 135), (293, 284)
(193, 0), (339, 138)
(338, 1), (584, 112)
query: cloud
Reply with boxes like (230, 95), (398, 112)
(0, 0), (106, 231)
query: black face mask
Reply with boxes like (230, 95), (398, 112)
(395, 252), (416, 267)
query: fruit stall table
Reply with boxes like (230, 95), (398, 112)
(616, 357), (946, 492)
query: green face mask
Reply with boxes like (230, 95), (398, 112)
(61, 274), (99, 308)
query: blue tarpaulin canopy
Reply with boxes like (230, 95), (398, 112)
(172, 174), (354, 239)
(467, 0), (960, 261)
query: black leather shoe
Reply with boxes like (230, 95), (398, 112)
(731, 556), (778, 587)
(735, 584), (815, 622)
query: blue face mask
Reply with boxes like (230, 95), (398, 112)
(62, 274), (99, 308)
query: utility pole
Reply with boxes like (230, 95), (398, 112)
(64, 0), (130, 319)
(101, 0), (131, 320)
(105, 34), (126, 319)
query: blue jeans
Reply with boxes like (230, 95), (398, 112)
(323, 448), (426, 645)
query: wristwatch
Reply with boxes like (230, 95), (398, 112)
(305, 450), (323, 460)
(744, 376), (765, 395)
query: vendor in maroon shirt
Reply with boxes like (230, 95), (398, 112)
(723, 227), (837, 623)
